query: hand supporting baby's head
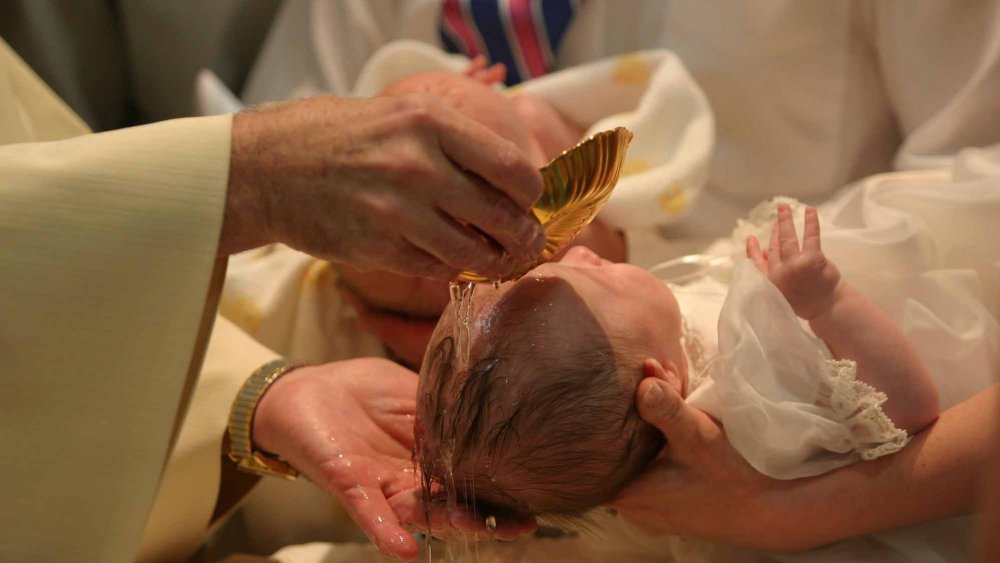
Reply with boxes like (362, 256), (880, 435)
(379, 71), (547, 167)
(416, 248), (686, 518)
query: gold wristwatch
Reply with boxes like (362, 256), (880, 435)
(227, 358), (301, 480)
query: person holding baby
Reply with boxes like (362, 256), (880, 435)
(209, 40), (1000, 563)
(179, 1), (1000, 560)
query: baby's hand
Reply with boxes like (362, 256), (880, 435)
(746, 204), (842, 320)
(464, 55), (507, 85)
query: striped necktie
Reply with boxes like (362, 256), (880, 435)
(439, 0), (579, 86)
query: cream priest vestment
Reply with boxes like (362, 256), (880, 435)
(0, 37), (279, 563)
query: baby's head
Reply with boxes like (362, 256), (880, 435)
(416, 247), (687, 518)
(379, 71), (546, 166)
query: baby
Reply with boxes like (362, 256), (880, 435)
(415, 204), (941, 519)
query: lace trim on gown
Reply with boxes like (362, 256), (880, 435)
(678, 289), (909, 462)
(816, 354), (910, 460)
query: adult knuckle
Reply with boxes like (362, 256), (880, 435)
(399, 94), (440, 129)
(368, 194), (405, 224)
(340, 484), (371, 504)
(382, 146), (434, 187)
(808, 252), (829, 271)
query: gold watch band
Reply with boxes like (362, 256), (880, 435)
(227, 358), (301, 480)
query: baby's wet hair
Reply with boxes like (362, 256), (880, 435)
(416, 277), (663, 518)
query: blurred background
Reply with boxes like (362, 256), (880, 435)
(0, 0), (280, 131)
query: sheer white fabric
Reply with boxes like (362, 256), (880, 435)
(670, 148), (1000, 479)
(252, 148), (999, 563)
(703, 165), (1000, 412)
(686, 259), (908, 479)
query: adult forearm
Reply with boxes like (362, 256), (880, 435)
(779, 383), (998, 550)
(977, 390), (1000, 561)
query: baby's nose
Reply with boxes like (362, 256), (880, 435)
(560, 246), (603, 266)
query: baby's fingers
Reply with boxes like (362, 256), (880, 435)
(464, 55), (488, 76)
(802, 207), (822, 253)
(475, 63), (507, 85)
(746, 235), (768, 274)
(768, 220), (781, 265)
(465, 55), (507, 85)
(777, 204), (800, 260)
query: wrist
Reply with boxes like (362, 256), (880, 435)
(805, 279), (850, 324)
(251, 364), (312, 455)
(227, 359), (304, 479)
(221, 111), (274, 255)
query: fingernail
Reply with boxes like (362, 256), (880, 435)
(531, 231), (546, 255)
(643, 383), (664, 409)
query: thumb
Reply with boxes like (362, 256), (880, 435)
(637, 360), (710, 450)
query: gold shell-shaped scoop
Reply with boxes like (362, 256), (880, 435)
(457, 126), (634, 283)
